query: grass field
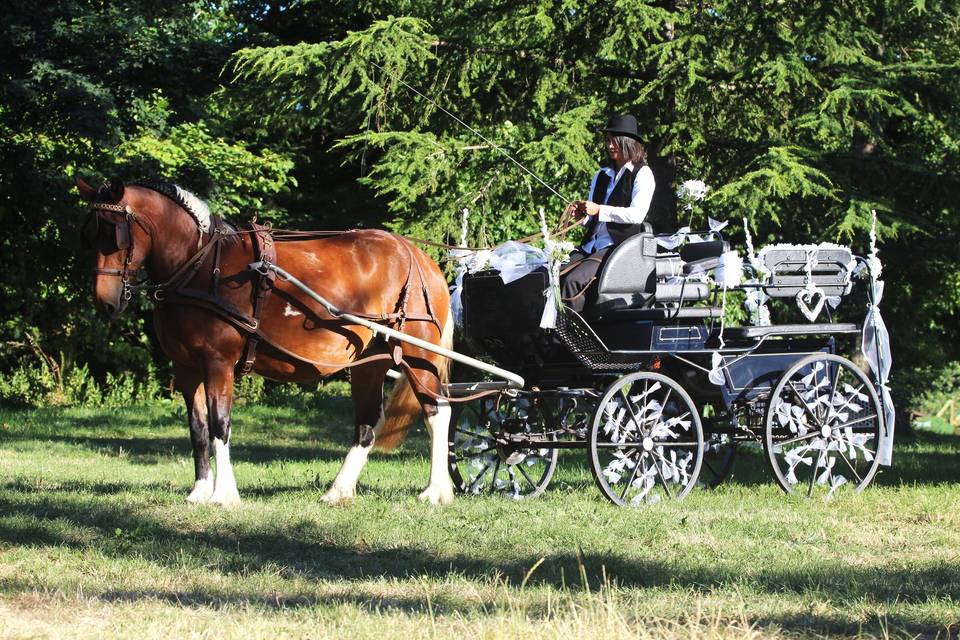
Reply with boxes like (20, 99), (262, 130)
(1, 389), (958, 639)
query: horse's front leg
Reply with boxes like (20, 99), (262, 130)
(206, 361), (241, 506)
(176, 368), (214, 504)
(321, 361), (390, 505)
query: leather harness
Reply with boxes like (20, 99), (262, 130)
(86, 200), (440, 378)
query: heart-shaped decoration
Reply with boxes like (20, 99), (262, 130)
(796, 287), (825, 321)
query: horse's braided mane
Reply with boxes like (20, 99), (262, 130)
(132, 180), (213, 234)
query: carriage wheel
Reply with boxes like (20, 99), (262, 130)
(589, 372), (704, 506)
(763, 353), (884, 496)
(448, 395), (558, 499)
(701, 434), (737, 489)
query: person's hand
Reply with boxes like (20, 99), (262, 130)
(563, 201), (582, 220)
(568, 200), (599, 220)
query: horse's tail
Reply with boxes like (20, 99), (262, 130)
(375, 317), (453, 452)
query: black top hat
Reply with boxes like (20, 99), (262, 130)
(601, 114), (642, 141)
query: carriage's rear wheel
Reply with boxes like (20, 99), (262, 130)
(448, 395), (558, 499)
(763, 353), (884, 496)
(589, 372), (704, 506)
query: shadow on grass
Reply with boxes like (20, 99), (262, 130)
(698, 431), (960, 489)
(0, 432), (428, 466)
(0, 483), (957, 637)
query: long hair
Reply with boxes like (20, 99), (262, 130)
(611, 135), (647, 165)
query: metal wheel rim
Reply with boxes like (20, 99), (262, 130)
(589, 372), (704, 507)
(448, 396), (559, 500)
(763, 353), (884, 496)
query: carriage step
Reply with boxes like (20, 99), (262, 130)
(724, 323), (859, 340)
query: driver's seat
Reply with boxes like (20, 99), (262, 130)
(589, 225), (724, 321)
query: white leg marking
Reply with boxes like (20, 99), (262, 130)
(419, 400), (455, 505)
(321, 445), (371, 505)
(186, 469), (214, 504)
(210, 438), (241, 506)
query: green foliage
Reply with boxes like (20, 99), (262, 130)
(228, 2), (960, 400)
(2, 1), (959, 409)
(898, 360), (960, 415)
(0, 359), (165, 409)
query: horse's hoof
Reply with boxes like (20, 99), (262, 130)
(210, 491), (241, 507)
(320, 486), (354, 506)
(418, 485), (455, 506)
(186, 479), (214, 504)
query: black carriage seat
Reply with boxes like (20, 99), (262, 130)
(590, 228), (728, 321)
(762, 246), (854, 297)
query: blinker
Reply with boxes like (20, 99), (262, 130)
(115, 221), (132, 250)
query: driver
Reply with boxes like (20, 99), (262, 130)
(560, 114), (656, 313)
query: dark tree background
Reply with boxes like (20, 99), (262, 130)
(2, 0), (958, 412)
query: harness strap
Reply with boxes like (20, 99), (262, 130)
(237, 223), (277, 376)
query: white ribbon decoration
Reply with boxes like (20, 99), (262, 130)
(861, 211), (894, 465)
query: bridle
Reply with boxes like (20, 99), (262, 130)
(84, 199), (155, 307)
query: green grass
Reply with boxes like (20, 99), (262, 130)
(1, 393), (958, 639)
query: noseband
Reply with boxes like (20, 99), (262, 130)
(86, 200), (154, 304)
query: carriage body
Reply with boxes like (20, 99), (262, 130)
(450, 229), (888, 505)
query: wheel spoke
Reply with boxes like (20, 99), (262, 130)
(619, 452), (644, 502)
(454, 426), (491, 439)
(789, 380), (823, 428)
(488, 458), (502, 495)
(775, 430), (819, 448)
(835, 414), (878, 430)
(516, 462), (539, 491)
(826, 362), (841, 423)
(467, 462), (491, 493)
(650, 451), (673, 499)
(455, 445), (498, 460)
(833, 445), (865, 485)
(807, 447), (824, 498)
(619, 387), (647, 436)
(654, 440), (700, 448)
(648, 387), (673, 434)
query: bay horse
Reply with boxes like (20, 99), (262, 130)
(76, 177), (455, 505)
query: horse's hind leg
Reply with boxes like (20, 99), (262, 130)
(176, 367), (214, 503)
(407, 320), (455, 506)
(206, 361), (241, 506)
(419, 395), (453, 505)
(321, 361), (391, 505)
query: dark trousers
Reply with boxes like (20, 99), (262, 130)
(560, 247), (611, 313)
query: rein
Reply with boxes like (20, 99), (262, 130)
(260, 201), (585, 259)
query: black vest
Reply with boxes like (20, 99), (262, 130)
(583, 165), (645, 250)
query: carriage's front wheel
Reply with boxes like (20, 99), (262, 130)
(448, 395), (558, 499)
(589, 372), (704, 506)
(763, 353), (884, 497)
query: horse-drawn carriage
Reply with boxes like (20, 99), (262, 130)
(446, 222), (891, 506)
(79, 178), (891, 508)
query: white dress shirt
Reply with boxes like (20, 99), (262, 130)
(581, 162), (656, 253)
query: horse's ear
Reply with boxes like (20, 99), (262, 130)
(108, 176), (125, 202)
(75, 176), (97, 202)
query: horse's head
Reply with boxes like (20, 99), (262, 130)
(77, 176), (154, 318)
